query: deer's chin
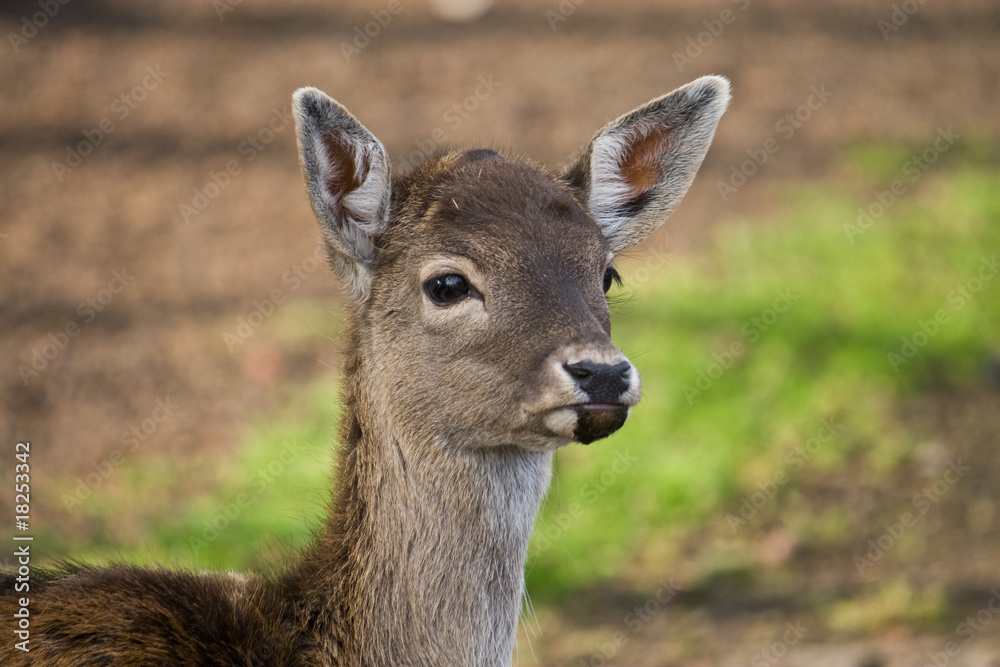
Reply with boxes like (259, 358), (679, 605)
(541, 404), (630, 445)
(572, 404), (630, 444)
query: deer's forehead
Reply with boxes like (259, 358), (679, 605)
(401, 210), (607, 283)
(389, 156), (609, 275)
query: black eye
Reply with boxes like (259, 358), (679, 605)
(424, 273), (471, 306)
(603, 267), (622, 294)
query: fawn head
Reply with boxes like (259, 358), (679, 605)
(293, 77), (729, 451)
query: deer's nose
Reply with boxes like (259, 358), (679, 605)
(562, 360), (632, 403)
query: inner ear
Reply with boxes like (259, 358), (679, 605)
(321, 134), (368, 224)
(620, 126), (670, 197)
(618, 126), (671, 215)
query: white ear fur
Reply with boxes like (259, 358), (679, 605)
(293, 87), (392, 302)
(566, 76), (731, 254)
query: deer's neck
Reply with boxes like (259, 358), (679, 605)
(295, 362), (553, 666)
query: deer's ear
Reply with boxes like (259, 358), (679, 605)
(293, 87), (391, 301)
(563, 76), (730, 254)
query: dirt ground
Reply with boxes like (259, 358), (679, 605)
(2, 1), (1000, 665)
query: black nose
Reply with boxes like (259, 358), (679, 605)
(563, 360), (631, 403)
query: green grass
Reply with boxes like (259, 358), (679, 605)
(45, 152), (1000, 605)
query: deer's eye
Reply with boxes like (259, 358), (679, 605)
(603, 267), (622, 294)
(424, 273), (471, 306)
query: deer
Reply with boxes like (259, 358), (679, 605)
(2, 75), (729, 666)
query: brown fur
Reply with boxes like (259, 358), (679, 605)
(2, 77), (729, 666)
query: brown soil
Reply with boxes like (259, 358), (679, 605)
(2, 1), (999, 664)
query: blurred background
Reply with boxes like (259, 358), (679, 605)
(2, 1), (999, 665)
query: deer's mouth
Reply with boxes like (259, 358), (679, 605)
(571, 403), (630, 444)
